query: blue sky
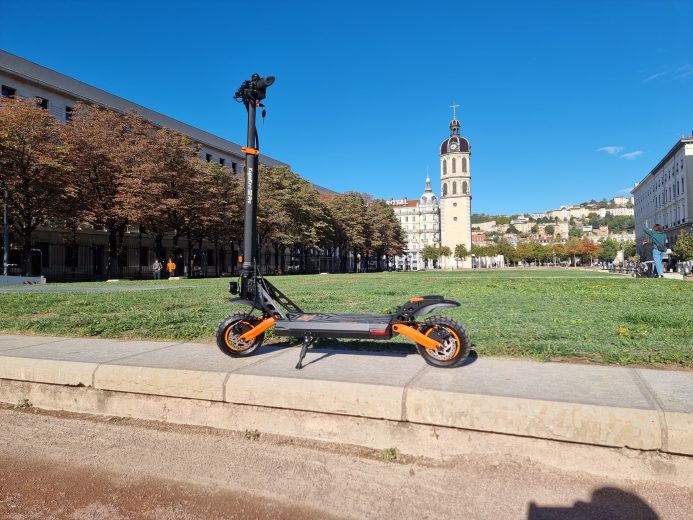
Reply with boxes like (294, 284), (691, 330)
(1, 0), (691, 214)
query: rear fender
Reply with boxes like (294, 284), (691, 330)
(395, 296), (460, 320)
(413, 301), (460, 317)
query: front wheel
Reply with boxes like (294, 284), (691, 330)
(216, 312), (265, 358)
(416, 316), (470, 368)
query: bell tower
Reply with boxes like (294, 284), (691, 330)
(439, 103), (472, 268)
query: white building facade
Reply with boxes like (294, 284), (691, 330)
(633, 136), (693, 257)
(387, 177), (441, 270)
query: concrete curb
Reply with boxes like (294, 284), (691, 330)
(0, 334), (691, 457)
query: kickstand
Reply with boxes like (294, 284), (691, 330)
(296, 334), (315, 369)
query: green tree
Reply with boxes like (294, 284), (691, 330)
(544, 224), (554, 236)
(506, 224), (519, 234)
(325, 191), (368, 272)
(259, 165), (333, 273)
(365, 199), (404, 271)
(496, 238), (515, 264)
(0, 96), (66, 275)
(598, 238), (620, 262)
(144, 128), (202, 263)
(421, 245), (442, 267)
(530, 224), (539, 234)
(674, 230), (693, 260)
(587, 212), (600, 229)
(194, 160), (244, 276)
(623, 240), (636, 259)
(62, 103), (159, 278)
(454, 243), (468, 268)
(568, 224), (582, 238)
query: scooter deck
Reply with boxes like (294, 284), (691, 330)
(274, 312), (394, 340)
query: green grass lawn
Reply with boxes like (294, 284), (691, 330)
(1, 269), (691, 368)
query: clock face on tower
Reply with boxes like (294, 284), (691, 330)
(450, 142), (458, 151)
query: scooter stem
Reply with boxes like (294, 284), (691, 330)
(240, 98), (259, 284)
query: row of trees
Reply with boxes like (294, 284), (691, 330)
(469, 237), (637, 266)
(0, 96), (405, 277)
(421, 237), (629, 267)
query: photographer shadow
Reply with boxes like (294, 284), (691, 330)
(528, 487), (659, 520)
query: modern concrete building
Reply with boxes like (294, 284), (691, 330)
(0, 49), (288, 280)
(632, 135), (693, 257)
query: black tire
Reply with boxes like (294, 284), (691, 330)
(415, 315), (471, 368)
(216, 312), (265, 358)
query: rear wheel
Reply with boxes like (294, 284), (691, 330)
(416, 316), (470, 368)
(216, 312), (265, 358)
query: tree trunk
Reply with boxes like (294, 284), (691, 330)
(186, 231), (194, 278)
(117, 223), (127, 279)
(106, 220), (118, 279)
(21, 232), (32, 277)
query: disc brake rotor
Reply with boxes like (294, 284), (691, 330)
(425, 326), (458, 361)
(226, 322), (255, 351)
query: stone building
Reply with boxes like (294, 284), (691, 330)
(387, 108), (473, 269)
(633, 134), (693, 257)
(439, 109), (473, 268)
(387, 176), (441, 270)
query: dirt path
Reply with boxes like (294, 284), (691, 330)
(1, 405), (692, 519)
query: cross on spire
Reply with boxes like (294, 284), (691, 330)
(450, 102), (460, 120)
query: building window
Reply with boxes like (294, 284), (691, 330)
(462, 157), (468, 172)
(453, 202), (457, 207)
(443, 160), (447, 175)
(65, 106), (73, 121)
(1, 85), (16, 97)
(453, 217), (458, 222)
(463, 181), (468, 194)
(231, 162), (238, 173)
(219, 158), (225, 166)
(205, 153), (212, 162)
(443, 183), (448, 196)
(452, 181), (457, 195)
(452, 158), (456, 173)
(36, 97), (48, 109)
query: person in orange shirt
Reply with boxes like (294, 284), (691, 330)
(166, 258), (176, 278)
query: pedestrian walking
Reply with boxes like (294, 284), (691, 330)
(643, 224), (667, 278)
(166, 258), (176, 279)
(152, 259), (162, 279)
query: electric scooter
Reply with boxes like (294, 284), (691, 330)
(216, 74), (471, 369)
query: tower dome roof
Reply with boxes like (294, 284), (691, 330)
(420, 175), (438, 206)
(440, 134), (470, 155)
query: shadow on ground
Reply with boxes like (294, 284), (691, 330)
(289, 338), (478, 369)
(528, 487), (659, 520)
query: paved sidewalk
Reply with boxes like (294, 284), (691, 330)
(0, 334), (691, 456)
